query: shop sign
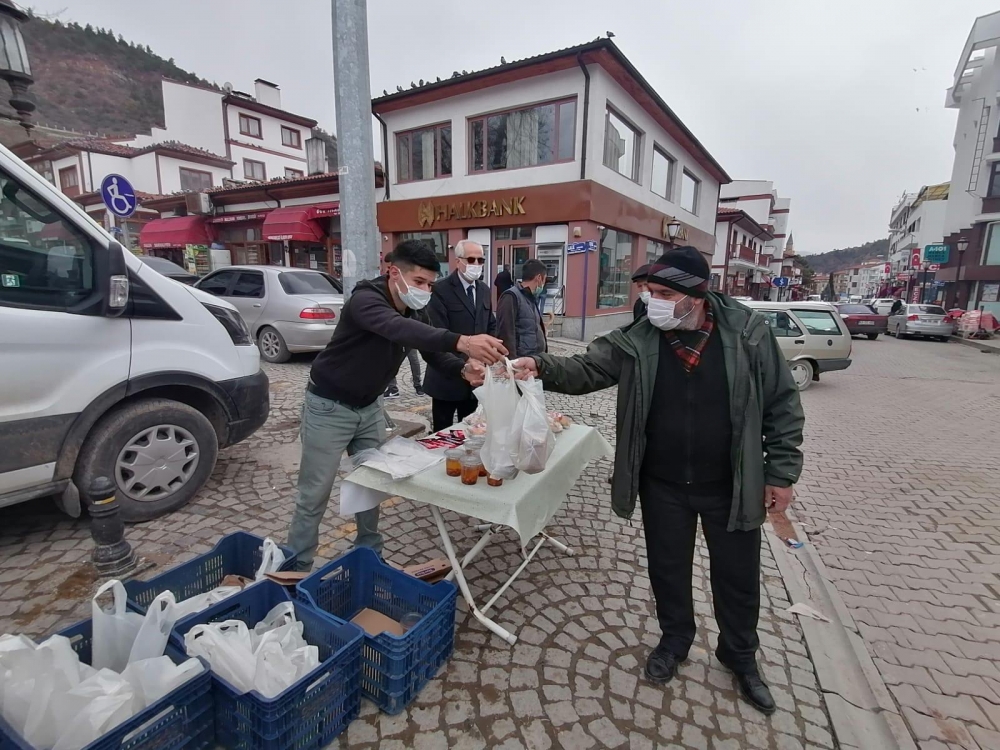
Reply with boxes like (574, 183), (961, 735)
(417, 196), (526, 227)
(983, 283), (1000, 303)
(211, 211), (269, 224)
(923, 244), (950, 264)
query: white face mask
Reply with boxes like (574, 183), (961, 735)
(647, 297), (695, 331)
(639, 290), (651, 305)
(461, 261), (483, 281)
(394, 273), (431, 310)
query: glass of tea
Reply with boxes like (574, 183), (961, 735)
(444, 449), (464, 477)
(460, 455), (480, 485)
(487, 475), (503, 487)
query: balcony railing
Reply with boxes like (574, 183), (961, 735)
(732, 244), (756, 262)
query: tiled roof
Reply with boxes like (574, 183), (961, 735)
(717, 206), (741, 215)
(28, 137), (231, 165)
(136, 140), (232, 164)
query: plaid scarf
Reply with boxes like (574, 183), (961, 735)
(664, 308), (715, 373)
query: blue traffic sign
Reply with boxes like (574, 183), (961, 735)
(772, 276), (789, 287)
(100, 174), (137, 218)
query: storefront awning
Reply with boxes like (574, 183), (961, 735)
(38, 222), (75, 241)
(139, 216), (212, 249)
(262, 206), (327, 242)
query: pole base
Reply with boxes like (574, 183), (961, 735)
(93, 549), (138, 578)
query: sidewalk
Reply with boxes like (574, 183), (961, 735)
(0, 344), (878, 749)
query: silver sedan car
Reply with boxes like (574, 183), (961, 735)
(196, 266), (343, 362)
(887, 303), (954, 341)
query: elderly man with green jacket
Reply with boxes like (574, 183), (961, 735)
(513, 246), (804, 715)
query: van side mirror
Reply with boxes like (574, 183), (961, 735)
(97, 240), (129, 317)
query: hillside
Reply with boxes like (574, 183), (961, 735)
(9, 14), (211, 143)
(802, 238), (890, 274)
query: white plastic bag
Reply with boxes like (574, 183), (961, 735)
(171, 586), (242, 620)
(184, 621), (257, 693)
(51, 669), (136, 750)
(474, 360), (521, 479)
(255, 538), (287, 580)
(512, 375), (555, 474)
(128, 591), (177, 664)
(252, 640), (298, 698)
(91, 581), (144, 672)
(121, 656), (203, 709)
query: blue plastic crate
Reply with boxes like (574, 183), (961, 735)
(172, 580), (362, 750)
(125, 532), (296, 614)
(0, 618), (213, 750)
(296, 548), (457, 714)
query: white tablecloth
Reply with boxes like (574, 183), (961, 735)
(343, 423), (613, 548)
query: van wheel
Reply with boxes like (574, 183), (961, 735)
(74, 398), (219, 522)
(789, 360), (815, 391)
(258, 327), (290, 363)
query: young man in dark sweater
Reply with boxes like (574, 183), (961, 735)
(286, 240), (505, 570)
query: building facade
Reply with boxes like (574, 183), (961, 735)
(370, 38), (730, 338)
(712, 207), (774, 298)
(886, 183), (948, 300)
(717, 180), (793, 300)
(938, 11), (1000, 316)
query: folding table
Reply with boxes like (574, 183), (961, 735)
(342, 423), (612, 644)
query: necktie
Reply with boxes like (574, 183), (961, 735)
(467, 284), (475, 306)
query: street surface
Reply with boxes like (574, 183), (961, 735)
(2, 334), (997, 748)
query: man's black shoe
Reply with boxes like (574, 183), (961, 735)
(718, 657), (776, 715)
(644, 646), (686, 684)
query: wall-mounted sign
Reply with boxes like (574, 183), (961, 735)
(567, 240), (597, 255)
(417, 196), (526, 228)
(923, 244), (950, 264)
(982, 283), (1000, 303)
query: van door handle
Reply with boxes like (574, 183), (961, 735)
(253, 303), (262, 307)
(794, 339), (804, 344)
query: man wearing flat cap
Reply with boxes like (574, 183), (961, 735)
(632, 264), (651, 320)
(512, 246), (804, 714)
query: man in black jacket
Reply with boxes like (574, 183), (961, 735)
(494, 265), (514, 296)
(424, 239), (497, 431)
(632, 264), (651, 320)
(497, 259), (548, 359)
(286, 240), (506, 569)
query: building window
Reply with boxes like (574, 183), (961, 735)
(988, 163), (1000, 198)
(243, 159), (266, 181)
(984, 222), (1000, 265)
(651, 147), (676, 200)
(597, 229), (634, 309)
(281, 126), (301, 148)
(681, 170), (700, 214)
(58, 166), (79, 196)
(179, 167), (213, 192)
(603, 107), (640, 181)
(239, 114), (262, 138)
(398, 231), (448, 276)
(469, 98), (576, 172)
(284, 168), (304, 179)
(396, 123), (452, 182)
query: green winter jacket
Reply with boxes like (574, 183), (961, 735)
(534, 292), (804, 531)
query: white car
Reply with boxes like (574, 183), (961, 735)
(0, 143), (269, 521)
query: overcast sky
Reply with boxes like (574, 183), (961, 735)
(24, 0), (1000, 254)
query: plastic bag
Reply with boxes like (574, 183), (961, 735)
(121, 656), (203, 710)
(512, 375), (555, 474)
(51, 669), (136, 750)
(171, 585), (242, 620)
(92, 581), (144, 672)
(252, 640), (298, 698)
(474, 359), (521, 479)
(255, 538), (287, 580)
(184, 621), (257, 693)
(128, 591), (177, 664)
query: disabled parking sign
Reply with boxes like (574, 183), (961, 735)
(100, 174), (137, 218)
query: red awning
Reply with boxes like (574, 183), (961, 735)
(38, 222), (75, 241)
(262, 206), (327, 242)
(139, 216), (212, 249)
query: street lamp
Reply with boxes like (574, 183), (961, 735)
(666, 218), (681, 247)
(956, 237), (969, 308)
(0, 0), (33, 135)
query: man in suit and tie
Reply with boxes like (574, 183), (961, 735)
(424, 239), (497, 431)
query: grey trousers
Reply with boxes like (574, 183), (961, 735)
(286, 390), (385, 571)
(388, 348), (422, 390)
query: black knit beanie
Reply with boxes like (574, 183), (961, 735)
(646, 246), (710, 298)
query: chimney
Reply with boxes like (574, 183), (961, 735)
(254, 78), (281, 109)
(305, 138), (327, 175)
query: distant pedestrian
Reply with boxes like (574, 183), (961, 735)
(384, 348), (422, 398)
(494, 265), (514, 296)
(632, 264), (651, 320)
(497, 258), (548, 359)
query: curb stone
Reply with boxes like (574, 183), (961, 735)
(767, 518), (918, 750)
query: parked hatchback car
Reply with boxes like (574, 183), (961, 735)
(888, 304), (954, 341)
(744, 301), (853, 391)
(196, 266), (344, 362)
(835, 303), (887, 339)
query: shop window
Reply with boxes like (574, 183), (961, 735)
(281, 126), (301, 148)
(179, 167), (213, 192)
(647, 240), (666, 265)
(58, 166), (80, 197)
(984, 222), (1000, 265)
(681, 170), (701, 215)
(239, 114), (262, 138)
(399, 231), (448, 277)
(469, 98), (576, 172)
(244, 159), (266, 181)
(603, 107), (640, 181)
(396, 123), (452, 182)
(651, 147), (676, 200)
(597, 229), (634, 309)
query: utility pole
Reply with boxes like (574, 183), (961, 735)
(332, 0), (379, 299)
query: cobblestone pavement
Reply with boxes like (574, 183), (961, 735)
(0, 342), (836, 749)
(793, 336), (1000, 750)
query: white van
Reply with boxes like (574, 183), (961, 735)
(0, 144), (269, 521)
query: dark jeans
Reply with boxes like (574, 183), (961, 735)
(431, 396), (479, 432)
(639, 473), (761, 672)
(388, 348), (421, 390)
